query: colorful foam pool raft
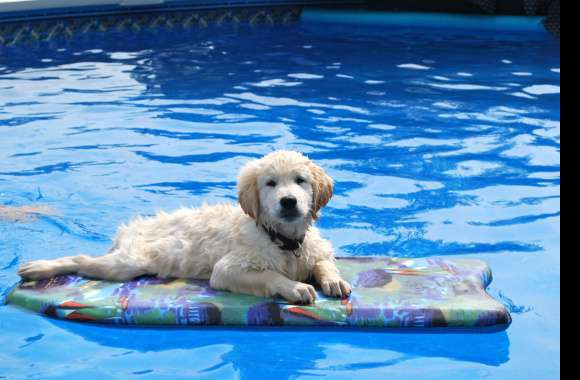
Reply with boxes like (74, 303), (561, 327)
(7, 257), (511, 330)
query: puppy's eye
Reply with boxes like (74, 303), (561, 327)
(267, 180), (277, 188)
(296, 177), (306, 185)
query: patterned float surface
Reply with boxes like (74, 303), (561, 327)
(7, 257), (511, 330)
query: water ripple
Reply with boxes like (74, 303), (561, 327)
(0, 161), (121, 177)
(135, 151), (260, 165)
(497, 292), (534, 314)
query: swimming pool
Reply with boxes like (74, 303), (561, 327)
(0, 9), (560, 380)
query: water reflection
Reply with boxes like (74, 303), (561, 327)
(51, 321), (510, 379)
(0, 205), (55, 222)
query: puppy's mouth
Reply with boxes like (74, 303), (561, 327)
(278, 210), (302, 222)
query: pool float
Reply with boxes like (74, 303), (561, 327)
(6, 257), (511, 330)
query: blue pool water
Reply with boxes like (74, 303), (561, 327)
(0, 12), (560, 380)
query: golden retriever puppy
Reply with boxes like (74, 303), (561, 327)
(18, 151), (351, 304)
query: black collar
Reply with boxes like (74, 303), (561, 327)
(263, 225), (304, 257)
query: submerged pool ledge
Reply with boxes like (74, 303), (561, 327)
(303, 9), (547, 33)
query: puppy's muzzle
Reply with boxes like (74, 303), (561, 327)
(279, 196), (300, 221)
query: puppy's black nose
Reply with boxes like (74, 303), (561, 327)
(280, 196), (298, 210)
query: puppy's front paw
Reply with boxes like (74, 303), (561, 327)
(321, 278), (352, 299)
(279, 282), (317, 305)
(18, 260), (58, 280)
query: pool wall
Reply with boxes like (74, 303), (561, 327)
(0, 0), (367, 46)
(0, 6), (305, 46)
(0, 0), (560, 46)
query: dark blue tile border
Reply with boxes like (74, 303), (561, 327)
(0, 6), (305, 46)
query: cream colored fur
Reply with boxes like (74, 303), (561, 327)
(18, 151), (351, 304)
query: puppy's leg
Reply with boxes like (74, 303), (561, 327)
(18, 256), (85, 280)
(313, 260), (352, 299)
(210, 257), (317, 304)
(76, 253), (149, 282)
(19, 253), (148, 282)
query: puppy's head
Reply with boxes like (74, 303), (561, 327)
(238, 151), (333, 228)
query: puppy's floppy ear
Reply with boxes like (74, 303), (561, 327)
(309, 162), (334, 220)
(238, 162), (261, 224)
